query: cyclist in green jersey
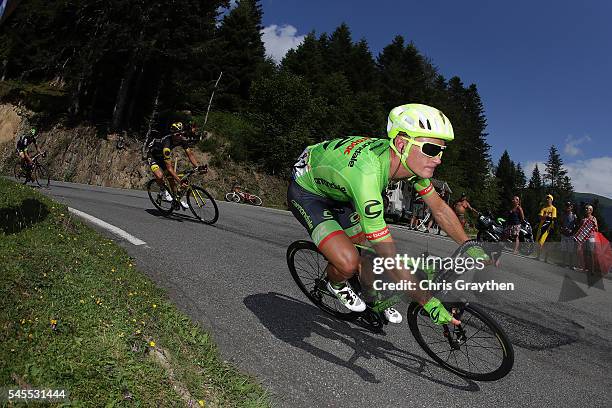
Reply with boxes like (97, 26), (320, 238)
(288, 103), (490, 325)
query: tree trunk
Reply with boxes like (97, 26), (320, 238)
(111, 58), (138, 131)
(1, 59), (7, 81)
(125, 63), (145, 128)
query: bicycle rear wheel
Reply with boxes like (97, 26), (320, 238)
(287, 240), (359, 321)
(187, 186), (219, 224)
(146, 179), (174, 215)
(34, 164), (50, 188)
(407, 302), (514, 381)
(14, 162), (27, 184)
(251, 195), (262, 206)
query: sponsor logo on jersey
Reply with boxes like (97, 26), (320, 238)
(365, 227), (390, 241)
(417, 183), (434, 196)
(364, 199), (383, 219)
(347, 140), (376, 167)
(314, 178), (347, 194)
(343, 137), (369, 155)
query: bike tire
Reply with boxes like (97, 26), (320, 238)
(225, 192), (240, 203)
(251, 195), (262, 206)
(187, 185), (219, 224)
(14, 162), (26, 184)
(287, 240), (359, 321)
(146, 179), (174, 216)
(407, 301), (514, 381)
(34, 164), (50, 188)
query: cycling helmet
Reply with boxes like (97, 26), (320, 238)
(30, 128), (37, 136)
(387, 104), (454, 141)
(170, 122), (184, 132)
(386, 104), (453, 175)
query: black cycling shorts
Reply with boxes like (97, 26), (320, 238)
(287, 180), (363, 248)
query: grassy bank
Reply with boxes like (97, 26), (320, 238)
(0, 178), (269, 407)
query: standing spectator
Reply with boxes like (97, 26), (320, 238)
(453, 193), (478, 230)
(535, 194), (557, 262)
(559, 202), (578, 268)
(575, 205), (599, 274)
(504, 196), (525, 255)
(409, 190), (425, 230)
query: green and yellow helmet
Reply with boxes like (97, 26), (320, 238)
(386, 104), (454, 176)
(386, 103), (454, 141)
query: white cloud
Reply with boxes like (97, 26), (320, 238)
(524, 157), (612, 199)
(261, 24), (305, 64)
(524, 160), (546, 179)
(565, 157), (612, 198)
(563, 134), (591, 157)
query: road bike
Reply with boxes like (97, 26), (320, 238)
(146, 168), (219, 224)
(287, 239), (514, 381)
(225, 190), (263, 206)
(14, 151), (50, 188)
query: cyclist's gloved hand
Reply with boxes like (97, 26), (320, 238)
(465, 245), (490, 263)
(423, 297), (453, 325)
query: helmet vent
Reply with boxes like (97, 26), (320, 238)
(426, 119), (432, 130)
(418, 120), (425, 129)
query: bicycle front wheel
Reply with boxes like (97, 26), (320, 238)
(407, 302), (514, 381)
(225, 192), (240, 203)
(146, 179), (174, 215)
(287, 240), (358, 321)
(34, 164), (50, 188)
(187, 186), (219, 224)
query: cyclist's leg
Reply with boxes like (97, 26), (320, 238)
(335, 206), (403, 322)
(149, 157), (166, 187)
(288, 181), (365, 311)
(149, 157), (173, 201)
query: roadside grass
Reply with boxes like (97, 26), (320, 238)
(0, 178), (269, 407)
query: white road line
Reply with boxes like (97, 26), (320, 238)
(68, 207), (147, 246)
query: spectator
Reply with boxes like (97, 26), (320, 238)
(559, 202), (578, 268)
(535, 194), (557, 262)
(409, 191), (425, 230)
(504, 196), (525, 255)
(575, 205), (599, 274)
(453, 193), (478, 230)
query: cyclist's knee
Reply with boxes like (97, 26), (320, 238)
(332, 249), (360, 279)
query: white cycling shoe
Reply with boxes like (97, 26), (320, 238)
(180, 199), (189, 210)
(326, 281), (366, 312)
(160, 190), (173, 202)
(383, 307), (403, 324)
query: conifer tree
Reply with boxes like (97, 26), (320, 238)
(216, 0), (266, 109)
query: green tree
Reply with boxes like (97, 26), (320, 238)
(247, 71), (325, 175)
(215, 0), (266, 110)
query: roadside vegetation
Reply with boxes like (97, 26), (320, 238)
(0, 178), (269, 407)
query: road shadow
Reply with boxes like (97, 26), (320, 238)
(244, 292), (479, 391)
(0, 198), (50, 234)
(144, 208), (209, 224)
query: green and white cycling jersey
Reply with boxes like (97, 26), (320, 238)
(293, 136), (435, 243)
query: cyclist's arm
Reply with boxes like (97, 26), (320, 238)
(184, 148), (199, 168)
(424, 192), (470, 244)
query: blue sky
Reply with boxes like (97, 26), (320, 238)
(254, 0), (612, 198)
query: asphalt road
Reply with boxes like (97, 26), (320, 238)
(38, 180), (612, 408)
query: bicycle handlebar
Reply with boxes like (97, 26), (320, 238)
(430, 240), (503, 290)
